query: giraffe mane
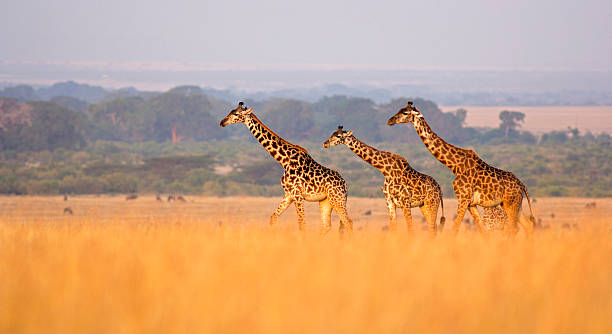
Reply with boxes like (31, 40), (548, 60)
(250, 114), (309, 154)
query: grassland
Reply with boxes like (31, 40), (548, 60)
(439, 105), (612, 134)
(1, 196), (612, 333)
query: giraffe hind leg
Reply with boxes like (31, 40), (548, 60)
(403, 206), (413, 233)
(518, 213), (534, 238)
(502, 201), (521, 237)
(332, 203), (353, 236)
(419, 204), (438, 237)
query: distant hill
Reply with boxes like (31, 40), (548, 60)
(37, 81), (108, 103)
(0, 81), (108, 103)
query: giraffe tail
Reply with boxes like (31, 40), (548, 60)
(439, 188), (446, 231)
(519, 181), (536, 224)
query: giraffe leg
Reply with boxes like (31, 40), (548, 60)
(318, 197), (332, 236)
(332, 203), (353, 236)
(419, 204), (438, 237)
(452, 200), (470, 235)
(502, 190), (523, 237)
(468, 205), (487, 236)
(336, 208), (353, 236)
(503, 203), (522, 237)
(403, 207), (413, 233)
(294, 197), (306, 231)
(518, 213), (535, 238)
(270, 195), (293, 226)
(385, 196), (398, 232)
(327, 190), (352, 236)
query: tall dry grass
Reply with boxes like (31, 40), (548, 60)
(1, 196), (611, 333)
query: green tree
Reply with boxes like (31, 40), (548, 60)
(499, 111), (525, 138)
(150, 90), (224, 142)
(260, 99), (315, 140)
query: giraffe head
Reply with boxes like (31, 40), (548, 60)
(387, 101), (422, 126)
(220, 102), (253, 127)
(322, 125), (353, 148)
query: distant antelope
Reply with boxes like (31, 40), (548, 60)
(167, 195), (175, 202)
(64, 193), (68, 201)
(156, 194), (162, 202)
(177, 195), (186, 202)
(126, 194), (138, 201)
(63, 207), (73, 215)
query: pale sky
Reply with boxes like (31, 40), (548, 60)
(1, 0), (611, 71)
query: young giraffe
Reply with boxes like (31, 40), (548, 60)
(482, 206), (509, 231)
(323, 126), (445, 235)
(220, 102), (353, 235)
(387, 102), (536, 236)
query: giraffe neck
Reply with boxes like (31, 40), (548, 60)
(410, 116), (472, 174)
(244, 114), (307, 168)
(344, 135), (398, 177)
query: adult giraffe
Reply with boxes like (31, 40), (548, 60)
(387, 102), (535, 236)
(323, 126), (445, 235)
(220, 102), (353, 235)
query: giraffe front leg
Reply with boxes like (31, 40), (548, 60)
(453, 200), (470, 235)
(468, 205), (487, 236)
(318, 197), (332, 236)
(294, 197), (306, 231)
(270, 195), (293, 226)
(385, 195), (398, 232)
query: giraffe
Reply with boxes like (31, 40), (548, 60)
(387, 102), (536, 236)
(482, 206), (508, 231)
(220, 102), (353, 235)
(323, 126), (445, 235)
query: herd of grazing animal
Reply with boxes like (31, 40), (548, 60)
(220, 101), (537, 237)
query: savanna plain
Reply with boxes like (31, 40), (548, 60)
(1, 195), (612, 333)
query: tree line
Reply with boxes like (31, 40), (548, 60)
(1, 85), (611, 197)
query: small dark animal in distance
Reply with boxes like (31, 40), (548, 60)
(177, 196), (186, 202)
(167, 195), (175, 202)
(63, 207), (73, 215)
(126, 194), (138, 200)
(585, 202), (596, 209)
(156, 194), (162, 202)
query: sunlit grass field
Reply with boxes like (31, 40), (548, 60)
(1, 195), (611, 333)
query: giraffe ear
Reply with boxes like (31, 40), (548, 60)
(345, 130), (353, 137)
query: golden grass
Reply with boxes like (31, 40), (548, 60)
(1, 196), (612, 333)
(439, 105), (612, 134)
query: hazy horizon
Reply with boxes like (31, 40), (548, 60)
(2, 0), (611, 71)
